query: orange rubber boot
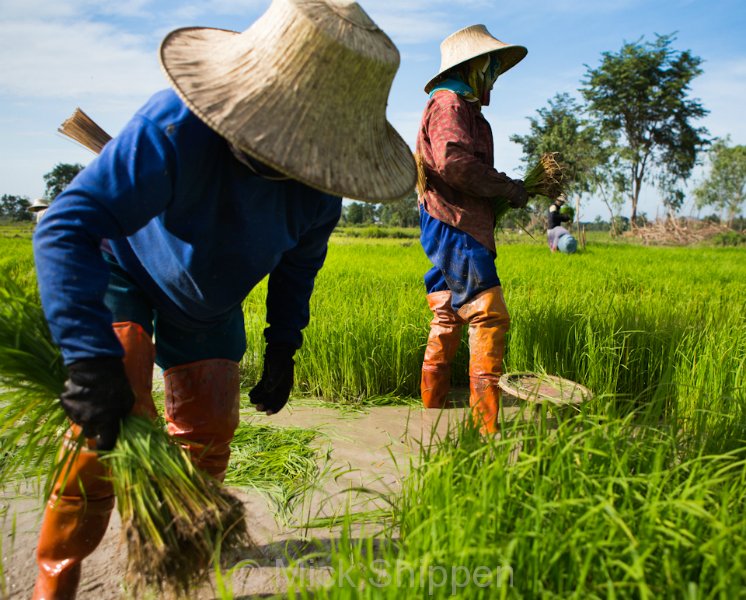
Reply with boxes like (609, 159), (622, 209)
(113, 321), (158, 418)
(33, 437), (116, 600)
(164, 359), (240, 482)
(457, 287), (510, 434)
(421, 291), (464, 409)
(33, 321), (156, 600)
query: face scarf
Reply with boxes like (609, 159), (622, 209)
(428, 54), (502, 108)
(464, 54), (501, 106)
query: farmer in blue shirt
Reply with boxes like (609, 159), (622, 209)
(30, 1), (415, 597)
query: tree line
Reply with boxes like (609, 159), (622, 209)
(0, 163), (84, 221)
(511, 33), (744, 228)
(2, 34), (744, 229)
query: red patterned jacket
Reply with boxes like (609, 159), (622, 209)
(416, 90), (517, 253)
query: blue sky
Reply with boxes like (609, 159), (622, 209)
(1, 0), (744, 220)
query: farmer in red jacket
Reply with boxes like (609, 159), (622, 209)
(30, 1), (415, 597)
(416, 25), (528, 433)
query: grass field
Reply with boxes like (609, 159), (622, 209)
(2, 224), (745, 597)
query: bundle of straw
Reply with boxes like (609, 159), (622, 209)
(0, 272), (251, 596)
(57, 108), (112, 154)
(493, 151), (568, 227)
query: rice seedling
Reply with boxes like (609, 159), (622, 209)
(288, 411), (746, 598)
(224, 422), (321, 521)
(0, 269), (251, 597)
(417, 150), (566, 228)
(5, 227), (745, 435)
(494, 152), (568, 226)
(104, 417), (250, 596)
(523, 152), (566, 200)
(559, 203), (575, 221)
(0, 270), (68, 485)
(238, 238), (746, 437)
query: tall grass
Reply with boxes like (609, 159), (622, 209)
(288, 411), (746, 599)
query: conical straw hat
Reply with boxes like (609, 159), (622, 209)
(160, 0), (415, 203)
(424, 24), (527, 93)
(29, 198), (50, 212)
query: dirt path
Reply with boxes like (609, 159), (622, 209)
(3, 396), (513, 599)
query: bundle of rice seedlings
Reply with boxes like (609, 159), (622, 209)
(523, 152), (566, 201)
(0, 271), (251, 597)
(57, 108), (112, 154)
(493, 152), (568, 227)
(108, 418), (249, 595)
(560, 203), (576, 222)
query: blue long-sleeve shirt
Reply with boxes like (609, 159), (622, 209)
(34, 89), (342, 365)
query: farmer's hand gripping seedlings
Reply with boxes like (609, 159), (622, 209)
(414, 24), (528, 434)
(58, 358), (135, 452)
(27, 0), (416, 597)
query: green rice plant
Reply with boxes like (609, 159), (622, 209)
(0, 270), (250, 597)
(224, 421), (321, 521)
(0, 227), (36, 292)
(239, 239), (746, 444)
(288, 412), (746, 598)
(240, 238), (441, 402)
(0, 270), (68, 485)
(5, 225), (746, 442)
(559, 204), (575, 221)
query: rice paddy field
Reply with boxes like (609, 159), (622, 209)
(1, 223), (745, 598)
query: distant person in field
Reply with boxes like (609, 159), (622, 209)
(547, 195), (578, 254)
(415, 24), (528, 434)
(30, 1), (414, 598)
(28, 198), (49, 224)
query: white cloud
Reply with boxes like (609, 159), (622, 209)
(0, 19), (162, 99)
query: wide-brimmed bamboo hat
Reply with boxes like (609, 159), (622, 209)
(424, 24), (527, 93)
(159, 0), (415, 202)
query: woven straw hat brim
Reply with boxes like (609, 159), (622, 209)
(424, 25), (527, 93)
(159, 1), (416, 203)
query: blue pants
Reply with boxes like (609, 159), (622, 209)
(419, 207), (500, 310)
(103, 252), (246, 369)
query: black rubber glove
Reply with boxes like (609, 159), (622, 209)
(249, 344), (295, 415)
(60, 358), (135, 451)
(507, 179), (529, 209)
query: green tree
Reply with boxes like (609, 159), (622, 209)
(0, 194), (32, 221)
(588, 148), (629, 235)
(510, 93), (611, 235)
(378, 192), (418, 227)
(511, 93), (604, 203)
(694, 137), (746, 227)
(43, 163), (85, 200)
(342, 201), (378, 225)
(581, 34), (709, 225)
